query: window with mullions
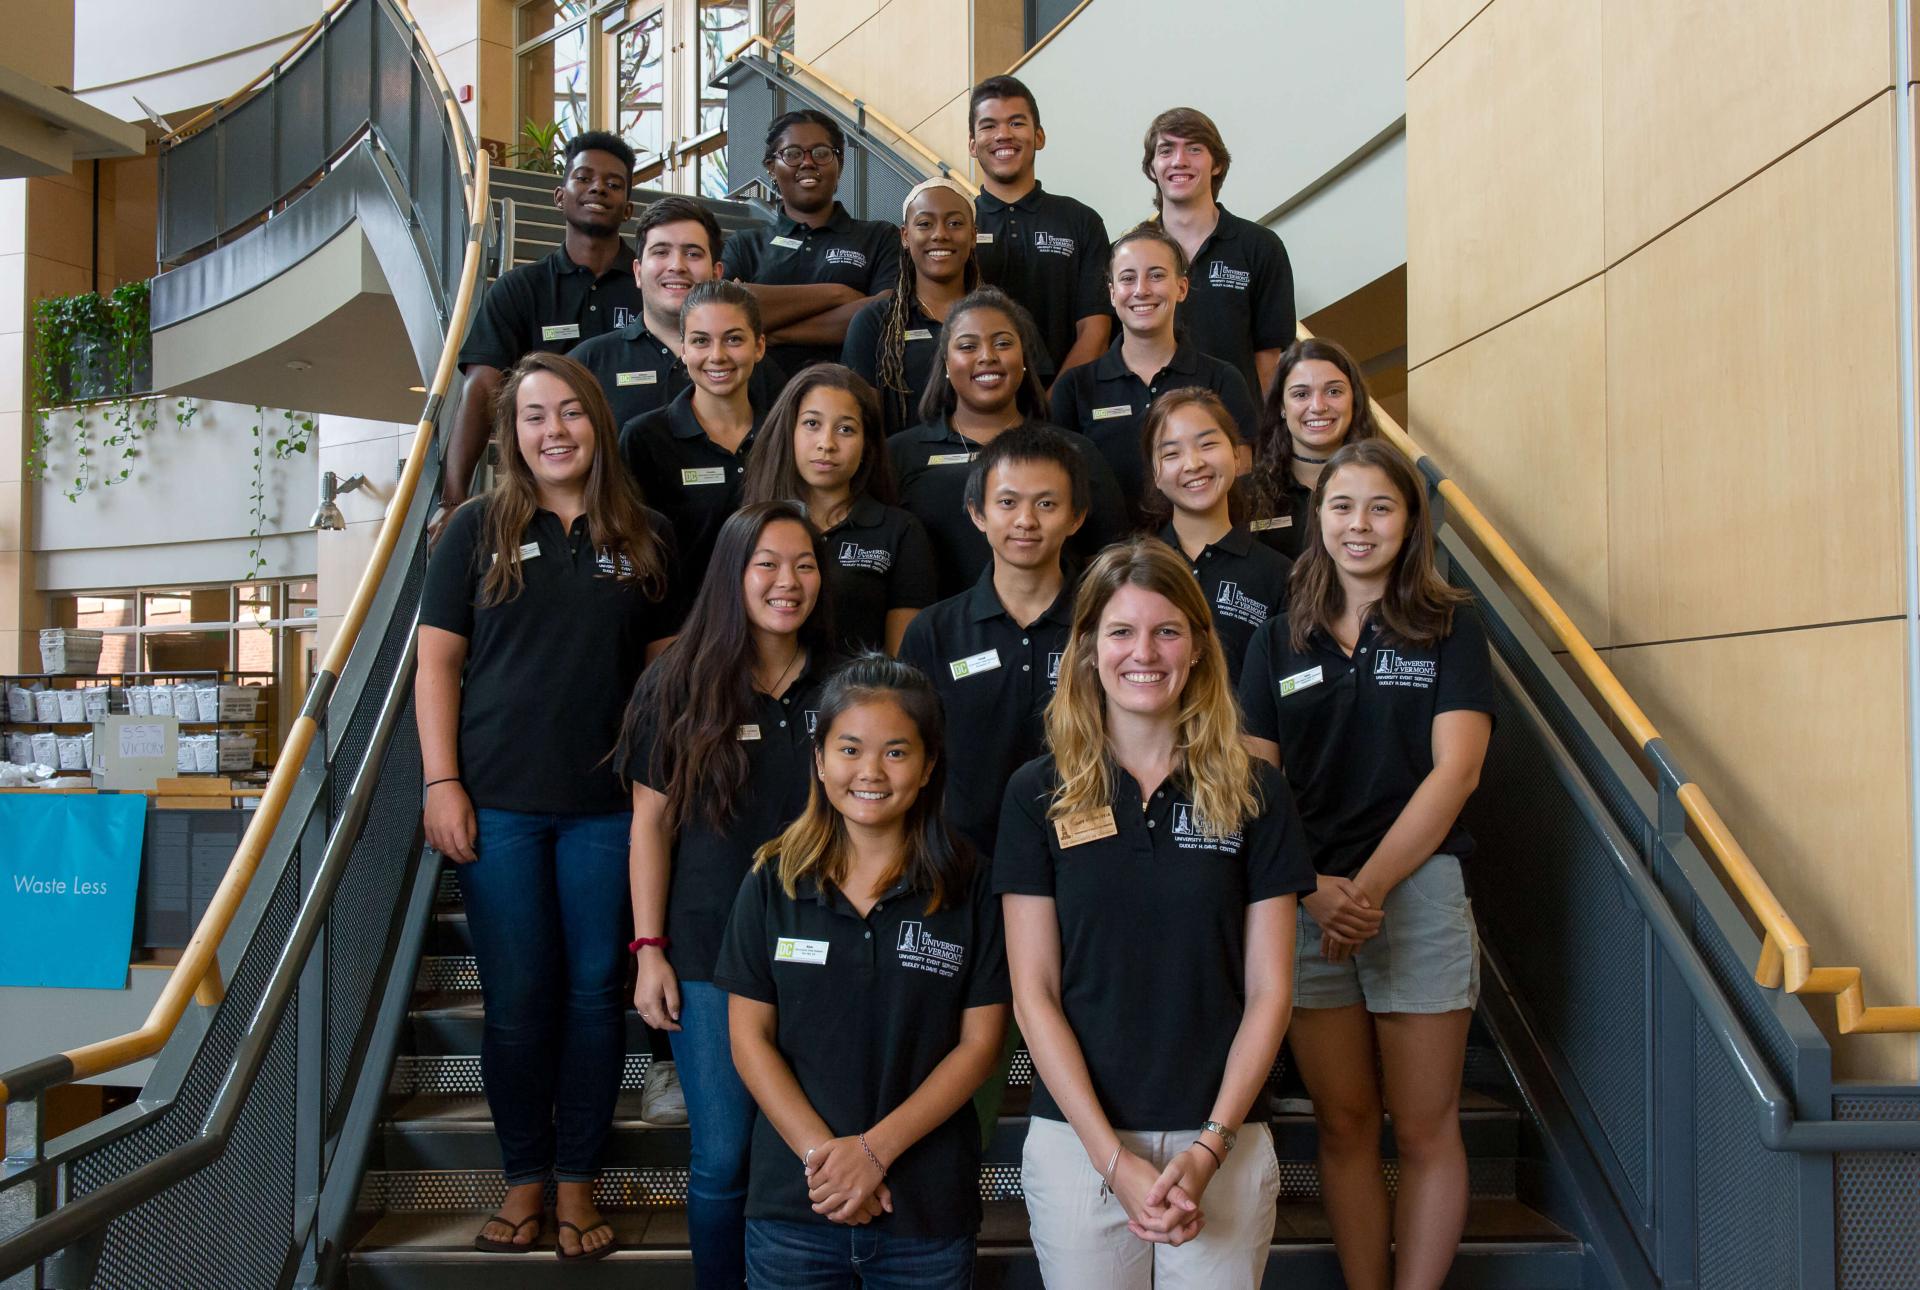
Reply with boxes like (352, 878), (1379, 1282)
(615, 7), (666, 166)
(517, 0), (606, 152)
(694, 1), (750, 198)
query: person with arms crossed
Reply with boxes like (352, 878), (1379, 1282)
(1143, 108), (1294, 398)
(439, 132), (643, 526)
(1237, 439), (1495, 1290)
(619, 501), (842, 1290)
(967, 75), (1111, 389)
(842, 177), (980, 436)
(716, 655), (1010, 1289)
(741, 365), (937, 655)
(996, 538), (1315, 1288)
(417, 352), (677, 1262)
(727, 111), (900, 375)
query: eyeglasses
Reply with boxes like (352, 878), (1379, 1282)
(773, 144), (841, 167)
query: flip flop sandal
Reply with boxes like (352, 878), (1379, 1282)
(556, 1218), (619, 1262)
(472, 1211), (541, 1253)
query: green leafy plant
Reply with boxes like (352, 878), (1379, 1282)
(508, 119), (567, 174)
(100, 283), (157, 485)
(28, 285), (155, 494)
(246, 407), (317, 579)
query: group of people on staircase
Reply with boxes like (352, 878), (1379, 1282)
(415, 75), (1493, 1290)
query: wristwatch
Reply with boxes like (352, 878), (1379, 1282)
(1202, 1120), (1237, 1152)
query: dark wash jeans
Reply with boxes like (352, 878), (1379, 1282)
(746, 1218), (975, 1290)
(670, 978), (756, 1289)
(459, 808), (630, 1184)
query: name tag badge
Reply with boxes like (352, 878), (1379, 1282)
(775, 937), (830, 965)
(928, 451), (976, 466)
(976, 232), (994, 244)
(1090, 405), (1133, 421)
(541, 323), (581, 342)
(1279, 666), (1324, 697)
(682, 466), (728, 485)
(1249, 515), (1293, 532)
(616, 370), (659, 387)
(949, 649), (1001, 680)
(737, 723), (762, 741)
(903, 328), (933, 341)
(1054, 807), (1119, 848)
(770, 235), (805, 250)
(519, 541), (541, 559)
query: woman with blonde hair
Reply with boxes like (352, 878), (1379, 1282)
(994, 538), (1315, 1289)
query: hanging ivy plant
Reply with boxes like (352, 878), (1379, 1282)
(101, 283), (157, 486)
(28, 285), (155, 495)
(246, 406), (317, 579)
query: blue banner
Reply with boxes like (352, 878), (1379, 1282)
(0, 795), (147, 989)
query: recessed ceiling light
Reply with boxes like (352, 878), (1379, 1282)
(285, 359), (313, 372)
(408, 385), (426, 393)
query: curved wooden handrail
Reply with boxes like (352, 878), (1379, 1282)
(1005, 0), (1098, 74)
(0, 4), (490, 1104)
(163, 0), (357, 143)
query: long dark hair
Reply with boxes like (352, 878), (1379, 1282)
(1250, 336), (1378, 521)
(755, 654), (972, 914)
(741, 364), (897, 509)
(1286, 439), (1470, 652)
(618, 501), (835, 831)
(474, 351), (667, 606)
(1137, 386), (1245, 526)
(877, 197), (981, 431)
(916, 286), (1049, 425)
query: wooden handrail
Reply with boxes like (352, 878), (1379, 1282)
(162, 0), (357, 143)
(0, 3), (490, 1103)
(1005, 0), (1098, 74)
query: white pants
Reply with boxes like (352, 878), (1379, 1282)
(1021, 1115), (1280, 1290)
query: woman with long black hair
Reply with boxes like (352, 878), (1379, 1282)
(619, 501), (839, 1289)
(418, 351), (675, 1262)
(716, 655), (1009, 1287)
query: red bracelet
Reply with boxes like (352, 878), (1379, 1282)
(629, 935), (671, 953)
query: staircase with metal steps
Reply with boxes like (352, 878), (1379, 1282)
(485, 166), (772, 275)
(337, 874), (1588, 1289)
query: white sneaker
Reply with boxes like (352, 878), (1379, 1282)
(642, 1059), (687, 1125)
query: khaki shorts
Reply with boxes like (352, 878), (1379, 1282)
(1294, 854), (1480, 1014)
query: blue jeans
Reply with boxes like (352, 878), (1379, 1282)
(671, 979), (756, 1289)
(746, 1219), (975, 1290)
(459, 808), (630, 1184)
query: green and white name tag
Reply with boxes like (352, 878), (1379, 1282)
(771, 235), (805, 250)
(928, 452), (976, 466)
(976, 232), (994, 244)
(950, 649), (1001, 680)
(903, 328), (933, 341)
(541, 323), (581, 342)
(1249, 516), (1292, 532)
(616, 370), (659, 387)
(682, 466), (727, 485)
(1279, 666), (1323, 696)
(1091, 405), (1133, 421)
(775, 937), (830, 965)
(737, 724), (762, 741)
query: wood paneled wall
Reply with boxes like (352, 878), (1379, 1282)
(1406, 0), (1917, 1078)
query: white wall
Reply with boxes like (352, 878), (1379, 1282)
(1012, 0), (1406, 315)
(71, 0), (318, 122)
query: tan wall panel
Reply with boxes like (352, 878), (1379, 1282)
(1606, 98), (1900, 645)
(911, 93), (974, 180)
(796, 0), (883, 62)
(1608, 619), (1916, 1081)
(1406, 0), (1602, 366)
(812, 3), (972, 141)
(1602, 0), (1892, 259)
(1406, 0), (1490, 74)
(1410, 277), (1611, 646)
(971, 0), (1025, 81)
(25, 180), (96, 276)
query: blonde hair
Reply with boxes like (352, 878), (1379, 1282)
(1044, 538), (1259, 837)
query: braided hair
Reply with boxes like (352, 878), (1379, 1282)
(876, 213), (980, 432)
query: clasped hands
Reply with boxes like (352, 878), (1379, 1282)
(804, 1136), (893, 1225)
(1116, 1144), (1219, 1245)
(1305, 873), (1385, 963)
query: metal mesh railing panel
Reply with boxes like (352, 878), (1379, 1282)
(1836, 1094), (1920, 1290)
(1689, 886), (1798, 1090)
(1693, 1013), (1799, 1290)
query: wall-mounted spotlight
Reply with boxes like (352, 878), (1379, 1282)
(310, 470), (368, 531)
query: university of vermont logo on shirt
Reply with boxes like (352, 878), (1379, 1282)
(1213, 581), (1271, 628)
(1207, 261), (1252, 291)
(825, 248), (869, 269)
(837, 541), (893, 574)
(595, 548), (636, 576)
(896, 921), (966, 978)
(1374, 649), (1438, 689)
(1171, 803), (1244, 853)
(611, 305), (637, 327)
(1033, 231), (1076, 257)
(1047, 652), (1065, 689)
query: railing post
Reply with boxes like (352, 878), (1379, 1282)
(290, 785), (332, 1283)
(1, 1097), (50, 1290)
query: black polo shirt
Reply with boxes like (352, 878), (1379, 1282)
(993, 756), (1314, 1129)
(887, 417), (1129, 600)
(572, 319), (790, 431)
(1236, 609), (1498, 878)
(619, 657), (834, 982)
(459, 245), (644, 371)
(823, 496), (939, 653)
(1158, 522), (1291, 686)
(419, 501), (677, 815)
(973, 183), (1111, 381)
(1175, 206), (1295, 396)
(620, 387), (768, 578)
(714, 863), (1008, 1238)
(841, 293), (941, 437)
(724, 202), (902, 373)
(1051, 339), (1258, 519)
(1249, 475), (1313, 561)
(897, 571), (1073, 856)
